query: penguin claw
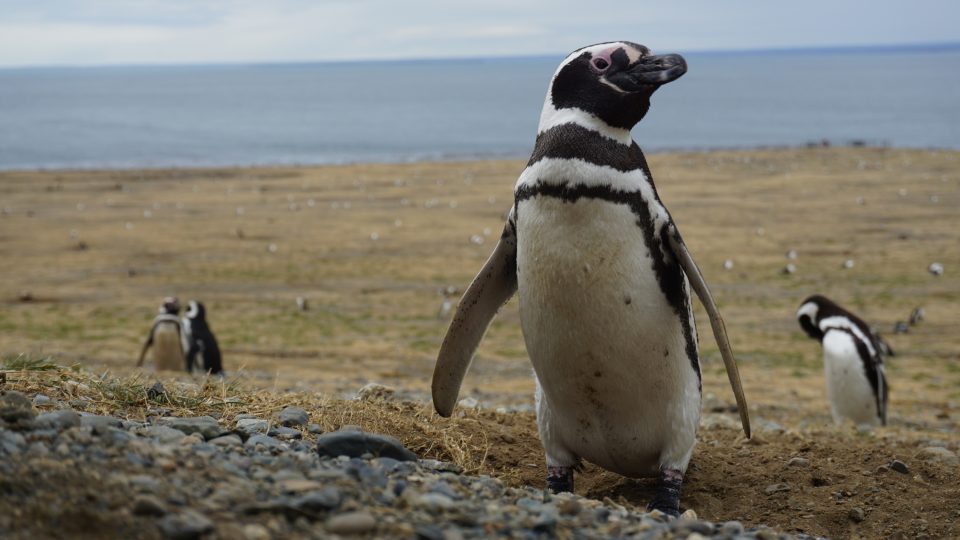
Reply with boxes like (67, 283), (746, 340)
(546, 465), (575, 493)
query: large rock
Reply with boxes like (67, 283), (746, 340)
(157, 416), (226, 440)
(916, 446), (959, 466)
(315, 429), (417, 461)
(235, 418), (269, 436)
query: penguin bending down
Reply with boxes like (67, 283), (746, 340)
(797, 295), (891, 428)
(432, 41), (750, 516)
(137, 297), (185, 371)
(183, 300), (223, 375)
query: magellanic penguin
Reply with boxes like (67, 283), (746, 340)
(183, 300), (224, 375)
(797, 295), (891, 428)
(432, 41), (750, 516)
(137, 297), (185, 371)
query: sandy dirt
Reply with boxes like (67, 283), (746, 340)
(2, 147), (959, 538)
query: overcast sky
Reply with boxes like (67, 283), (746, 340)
(1, 0), (958, 67)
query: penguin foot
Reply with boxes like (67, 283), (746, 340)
(546, 465), (574, 493)
(647, 467), (683, 517)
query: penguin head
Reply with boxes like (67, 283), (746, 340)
(160, 296), (180, 315)
(185, 300), (206, 321)
(797, 295), (829, 340)
(542, 41), (687, 131)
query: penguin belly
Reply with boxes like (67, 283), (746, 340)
(152, 322), (184, 372)
(517, 197), (701, 477)
(822, 331), (879, 427)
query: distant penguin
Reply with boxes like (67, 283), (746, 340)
(431, 41), (749, 516)
(137, 297), (185, 371)
(797, 295), (891, 427)
(183, 300), (223, 375)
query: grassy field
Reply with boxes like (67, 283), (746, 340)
(2, 147), (959, 537)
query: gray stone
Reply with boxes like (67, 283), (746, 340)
(34, 410), (80, 431)
(277, 406), (309, 427)
(132, 495), (167, 516)
(144, 425), (188, 444)
(307, 423), (324, 435)
(235, 418), (269, 436)
(245, 434), (284, 450)
(268, 426), (302, 440)
(0, 430), (27, 454)
(890, 459), (910, 474)
(720, 520), (744, 536)
(787, 457), (810, 468)
(290, 488), (342, 514)
(210, 434), (243, 447)
(315, 429), (417, 461)
(0, 391), (34, 425)
(80, 414), (123, 430)
(416, 492), (454, 512)
(916, 446), (959, 466)
(849, 507), (865, 523)
(157, 510), (214, 540)
(158, 416), (226, 440)
(32, 394), (52, 406)
(326, 511), (376, 535)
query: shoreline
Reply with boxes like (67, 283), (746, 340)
(4, 142), (958, 175)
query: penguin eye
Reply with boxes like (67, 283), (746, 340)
(592, 58), (610, 71)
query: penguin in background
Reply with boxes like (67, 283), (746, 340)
(797, 295), (891, 428)
(137, 297), (185, 371)
(183, 300), (224, 375)
(431, 41), (750, 516)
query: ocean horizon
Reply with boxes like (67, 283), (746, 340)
(2, 43), (959, 171)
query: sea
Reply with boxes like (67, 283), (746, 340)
(1, 45), (958, 170)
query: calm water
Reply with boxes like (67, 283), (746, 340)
(1, 48), (959, 170)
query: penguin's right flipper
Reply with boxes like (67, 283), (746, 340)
(432, 211), (518, 417)
(136, 323), (158, 367)
(666, 224), (751, 439)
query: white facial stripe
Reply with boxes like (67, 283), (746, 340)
(797, 301), (818, 321)
(819, 316), (877, 357)
(186, 301), (198, 318)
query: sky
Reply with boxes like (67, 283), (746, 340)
(1, 0), (959, 68)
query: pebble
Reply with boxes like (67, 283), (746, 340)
(144, 425), (188, 444)
(315, 429), (417, 461)
(356, 383), (396, 401)
(849, 507), (865, 523)
(787, 457), (810, 468)
(132, 495), (168, 516)
(326, 511), (377, 535)
(890, 459), (910, 474)
(268, 426), (303, 440)
(277, 406), (310, 427)
(79, 414), (123, 430)
(34, 410), (81, 431)
(416, 492), (455, 512)
(245, 434), (284, 450)
(158, 416), (226, 440)
(236, 418), (269, 435)
(157, 510), (214, 540)
(765, 483), (791, 494)
(0, 391), (35, 426)
(32, 394), (52, 406)
(210, 434), (243, 447)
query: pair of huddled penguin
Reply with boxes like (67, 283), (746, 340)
(137, 297), (223, 375)
(432, 41), (750, 516)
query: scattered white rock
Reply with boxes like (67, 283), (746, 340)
(723, 259), (734, 271)
(843, 259), (855, 269)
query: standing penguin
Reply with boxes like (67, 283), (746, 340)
(137, 297), (185, 371)
(432, 41), (749, 516)
(183, 300), (224, 375)
(797, 295), (891, 427)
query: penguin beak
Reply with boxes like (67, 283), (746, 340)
(608, 53), (687, 92)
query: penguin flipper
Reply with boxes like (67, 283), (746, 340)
(666, 223), (751, 438)
(432, 213), (518, 417)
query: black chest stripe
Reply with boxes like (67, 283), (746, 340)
(514, 180), (700, 389)
(528, 124), (646, 173)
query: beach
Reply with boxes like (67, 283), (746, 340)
(2, 146), (959, 538)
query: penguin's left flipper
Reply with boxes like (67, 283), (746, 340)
(666, 223), (751, 438)
(432, 212), (518, 417)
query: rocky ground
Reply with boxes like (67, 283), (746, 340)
(2, 385), (807, 540)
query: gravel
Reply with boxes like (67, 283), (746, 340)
(0, 392), (813, 539)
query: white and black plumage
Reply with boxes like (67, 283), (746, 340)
(431, 41), (749, 516)
(137, 297), (185, 371)
(797, 294), (891, 427)
(183, 300), (223, 375)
